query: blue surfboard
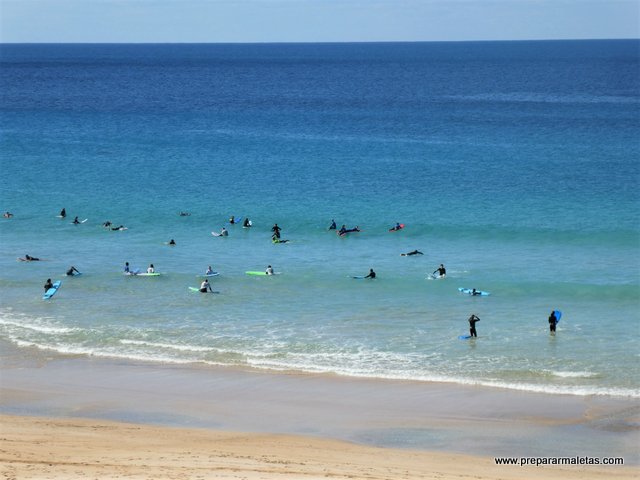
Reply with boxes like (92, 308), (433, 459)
(43, 280), (62, 300)
(554, 310), (562, 324)
(458, 334), (472, 340)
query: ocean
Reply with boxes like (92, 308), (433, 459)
(1, 40), (639, 398)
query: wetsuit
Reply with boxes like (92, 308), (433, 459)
(364, 270), (376, 279)
(549, 312), (558, 333)
(44, 280), (53, 292)
(468, 315), (480, 337)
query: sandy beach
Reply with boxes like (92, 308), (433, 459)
(1, 414), (637, 480)
(1, 342), (638, 479)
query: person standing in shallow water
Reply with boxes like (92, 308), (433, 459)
(548, 310), (558, 334)
(468, 314), (480, 337)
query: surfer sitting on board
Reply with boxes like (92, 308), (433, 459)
(72, 216), (80, 225)
(548, 310), (558, 334)
(44, 279), (53, 292)
(205, 266), (214, 275)
(364, 268), (376, 279)
(66, 266), (80, 276)
(59, 208), (66, 218)
(468, 314), (480, 337)
(147, 264), (155, 274)
(243, 218), (251, 227)
(168, 239), (176, 245)
(220, 227), (228, 237)
(401, 250), (423, 256)
(266, 265), (274, 275)
(433, 264), (446, 277)
(329, 219), (337, 230)
(199, 279), (213, 293)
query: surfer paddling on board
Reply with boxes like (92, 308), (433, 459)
(468, 314), (480, 337)
(66, 266), (80, 276)
(390, 222), (402, 231)
(3, 211), (13, 218)
(199, 279), (213, 293)
(364, 268), (376, 279)
(401, 250), (423, 256)
(548, 310), (558, 334)
(24, 254), (40, 261)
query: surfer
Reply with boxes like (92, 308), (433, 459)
(147, 264), (155, 274)
(433, 264), (446, 277)
(243, 218), (251, 228)
(44, 278), (53, 292)
(271, 224), (281, 239)
(390, 222), (402, 231)
(364, 268), (376, 279)
(3, 211), (13, 218)
(66, 266), (80, 276)
(220, 227), (228, 237)
(266, 265), (274, 275)
(205, 266), (214, 275)
(103, 221), (112, 228)
(59, 208), (66, 218)
(124, 262), (130, 274)
(471, 288), (481, 296)
(168, 239), (176, 245)
(548, 310), (558, 334)
(272, 234), (289, 243)
(111, 225), (126, 231)
(199, 279), (213, 293)
(468, 314), (480, 337)
(329, 219), (336, 230)
(179, 212), (191, 217)
(401, 250), (423, 256)
(24, 254), (40, 261)
(72, 216), (80, 225)
(229, 216), (235, 224)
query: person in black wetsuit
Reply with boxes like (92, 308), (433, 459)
(433, 264), (446, 277)
(364, 268), (376, 279)
(468, 314), (480, 337)
(168, 239), (176, 245)
(25, 254), (40, 261)
(329, 220), (336, 230)
(44, 279), (53, 292)
(548, 311), (558, 334)
(401, 250), (423, 256)
(66, 266), (80, 276)
(243, 218), (251, 227)
(271, 223), (281, 239)
(59, 208), (66, 218)
(72, 216), (80, 225)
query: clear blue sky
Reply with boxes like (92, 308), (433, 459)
(1, 0), (638, 43)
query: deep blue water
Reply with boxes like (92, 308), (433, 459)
(1, 40), (639, 396)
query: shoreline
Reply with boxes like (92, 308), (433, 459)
(2, 414), (638, 480)
(1, 343), (639, 465)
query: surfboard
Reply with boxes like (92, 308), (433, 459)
(458, 287), (490, 296)
(124, 269), (140, 276)
(458, 335), (472, 340)
(137, 272), (161, 277)
(554, 310), (562, 324)
(245, 271), (279, 276)
(189, 287), (219, 293)
(427, 274), (446, 280)
(389, 223), (405, 232)
(198, 272), (219, 277)
(43, 280), (62, 300)
(212, 231), (228, 237)
(71, 219), (88, 224)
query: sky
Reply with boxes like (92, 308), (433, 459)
(0, 0), (638, 43)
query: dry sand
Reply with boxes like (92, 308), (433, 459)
(1, 414), (637, 480)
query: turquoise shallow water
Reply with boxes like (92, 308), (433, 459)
(1, 41), (639, 397)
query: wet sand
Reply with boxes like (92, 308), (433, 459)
(0, 344), (638, 478)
